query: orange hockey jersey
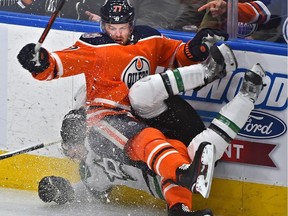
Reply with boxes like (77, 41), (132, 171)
(33, 25), (193, 109)
(238, 0), (271, 24)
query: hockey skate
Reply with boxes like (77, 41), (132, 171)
(240, 63), (266, 102)
(176, 142), (216, 199)
(202, 43), (238, 85)
(168, 203), (213, 216)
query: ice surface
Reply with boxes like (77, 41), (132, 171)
(0, 187), (167, 216)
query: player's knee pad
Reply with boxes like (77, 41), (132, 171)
(129, 74), (169, 119)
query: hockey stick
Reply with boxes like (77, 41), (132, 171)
(33, 0), (66, 65)
(0, 140), (61, 160)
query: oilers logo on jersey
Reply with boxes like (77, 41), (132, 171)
(121, 56), (151, 88)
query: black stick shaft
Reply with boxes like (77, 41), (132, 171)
(0, 140), (60, 160)
(35, 0), (66, 53)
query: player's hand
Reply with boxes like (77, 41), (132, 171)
(17, 43), (50, 74)
(22, 0), (33, 5)
(85, 11), (101, 22)
(38, 176), (75, 205)
(198, 0), (227, 18)
(184, 28), (229, 62)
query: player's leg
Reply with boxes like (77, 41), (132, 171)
(127, 128), (215, 199)
(83, 110), (211, 206)
(188, 63), (266, 160)
(184, 63), (266, 198)
(129, 43), (237, 119)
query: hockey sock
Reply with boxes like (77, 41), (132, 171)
(162, 180), (193, 210)
(188, 93), (254, 160)
(212, 93), (254, 138)
(145, 138), (190, 180)
(127, 128), (190, 180)
(160, 64), (205, 95)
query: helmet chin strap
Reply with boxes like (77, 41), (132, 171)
(129, 34), (135, 44)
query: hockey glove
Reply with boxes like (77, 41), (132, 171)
(184, 28), (229, 62)
(17, 43), (50, 74)
(38, 176), (75, 205)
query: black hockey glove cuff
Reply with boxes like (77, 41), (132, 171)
(17, 43), (50, 74)
(184, 41), (209, 62)
(184, 28), (229, 62)
(38, 176), (75, 205)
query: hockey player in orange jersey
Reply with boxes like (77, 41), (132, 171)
(17, 0), (244, 215)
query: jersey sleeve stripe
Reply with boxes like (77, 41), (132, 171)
(51, 53), (64, 77)
(248, 1), (271, 24)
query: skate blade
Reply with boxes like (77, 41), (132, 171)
(219, 44), (238, 73)
(251, 63), (266, 78)
(195, 144), (216, 198)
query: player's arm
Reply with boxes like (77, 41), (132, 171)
(17, 41), (91, 80)
(238, 1), (271, 24)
